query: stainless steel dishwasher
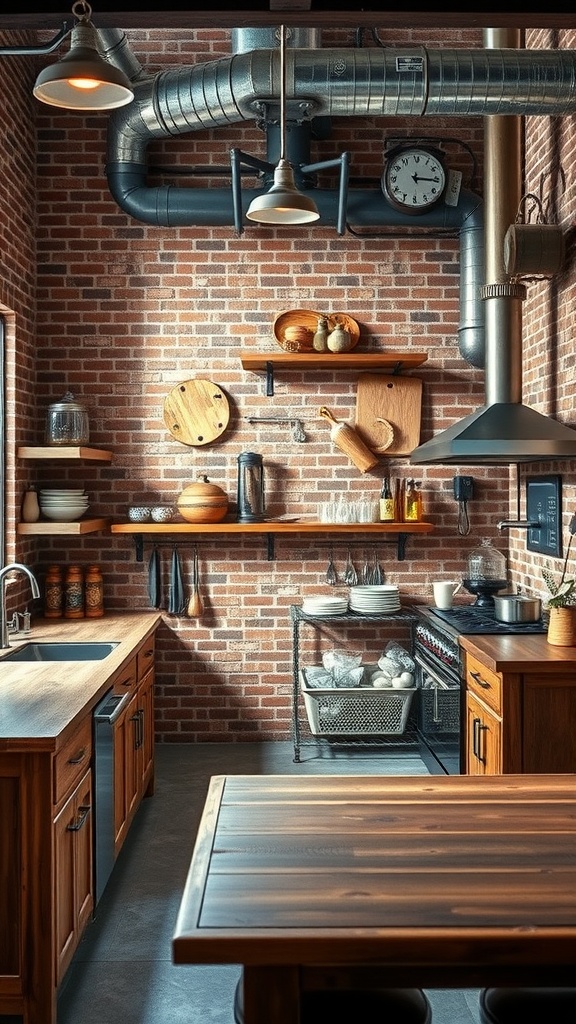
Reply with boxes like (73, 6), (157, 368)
(93, 689), (132, 905)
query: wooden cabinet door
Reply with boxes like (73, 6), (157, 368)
(138, 666), (155, 798)
(53, 769), (93, 983)
(466, 692), (502, 775)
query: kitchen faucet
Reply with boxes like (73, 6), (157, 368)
(0, 563), (41, 649)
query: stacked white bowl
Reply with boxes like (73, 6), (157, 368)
(39, 489), (90, 522)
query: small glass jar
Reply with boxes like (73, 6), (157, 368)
(45, 392), (90, 446)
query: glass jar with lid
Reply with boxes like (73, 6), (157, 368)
(45, 392), (90, 446)
(463, 537), (508, 607)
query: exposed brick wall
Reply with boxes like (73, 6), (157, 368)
(2, 26), (576, 742)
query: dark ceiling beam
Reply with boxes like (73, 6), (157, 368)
(0, 8), (575, 31)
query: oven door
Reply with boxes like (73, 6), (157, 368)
(414, 653), (463, 776)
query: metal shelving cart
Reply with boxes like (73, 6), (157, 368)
(290, 604), (419, 762)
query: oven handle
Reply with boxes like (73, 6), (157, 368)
(414, 653), (458, 689)
(414, 653), (459, 725)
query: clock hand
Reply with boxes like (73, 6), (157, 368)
(411, 174), (440, 183)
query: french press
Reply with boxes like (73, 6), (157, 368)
(236, 452), (266, 523)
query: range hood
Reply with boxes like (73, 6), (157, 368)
(410, 404), (576, 465)
(411, 27), (576, 466)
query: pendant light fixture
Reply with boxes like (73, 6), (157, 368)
(33, 1), (134, 112)
(246, 25), (320, 226)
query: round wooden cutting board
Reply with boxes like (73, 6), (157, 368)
(163, 379), (230, 447)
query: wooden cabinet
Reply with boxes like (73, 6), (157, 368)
(53, 769), (93, 983)
(463, 648), (576, 774)
(113, 638), (155, 858)
(0, 615), (159, 1024)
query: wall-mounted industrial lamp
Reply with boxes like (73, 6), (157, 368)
(245, 25), (320, 225)
(32, 1), (134, 111)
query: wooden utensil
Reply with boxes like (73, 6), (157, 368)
(163, 379), (230, 447)
(319, 406), (379, 473)
(187, 546), (203, 618)
(355, 372), (422, 456)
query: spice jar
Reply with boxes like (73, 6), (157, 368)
(45, 392), (90, 446)
(312, 316), (329, 352)
(64, 565), (85, 619)
(44, 565), (63, 619)
(85, 564), (104, 618)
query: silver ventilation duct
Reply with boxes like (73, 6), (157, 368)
(100, 28), (576, 465)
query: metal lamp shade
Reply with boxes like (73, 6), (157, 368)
(246, 160), (320, 225)
(33, 22), (134, 111)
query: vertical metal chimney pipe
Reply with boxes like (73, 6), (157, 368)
(482, 28), (524, 406)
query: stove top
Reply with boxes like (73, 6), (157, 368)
(430, 606), (548, 635)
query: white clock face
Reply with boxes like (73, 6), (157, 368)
(384, 148), (446, 212)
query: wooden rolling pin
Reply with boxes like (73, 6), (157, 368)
(319, 406), (379, 473)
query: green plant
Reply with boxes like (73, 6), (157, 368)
(542, 527), (576, 607)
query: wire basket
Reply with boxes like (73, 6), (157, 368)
(300, 669), (415, 737)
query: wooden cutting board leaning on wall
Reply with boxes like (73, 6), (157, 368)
(354, 373), (423, 456)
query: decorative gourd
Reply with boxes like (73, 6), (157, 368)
(177, 476), (228, 523)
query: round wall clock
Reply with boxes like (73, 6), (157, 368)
(382, 146), (447, 214)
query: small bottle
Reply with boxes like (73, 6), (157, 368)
(312, 316), (329, 352)
(85, 564), (104, 618)
(21, 488), (40, 523)
(404, 478), (422, 521)
(64, 565), (85, 619)
(379, 477), (395, 522)
(44, 565), (63, 618)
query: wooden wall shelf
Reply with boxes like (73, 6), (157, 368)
(17, 518), (110, 536)
(238, 351), (428, 395)
(17, 446), (112, 461)
(111, 520), (434, 562)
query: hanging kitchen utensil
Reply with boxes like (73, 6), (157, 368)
(362, 550), (374, 585)
(372, 547), (384, 584)
(147, 545), (162, 609)
(187, 545), (204, 618)
(319, 406), (379, 474)
(326, 547), (338, 586)
(168, 546), (186, 615)
(163, 378), (230, 447)
(355, 373), (422, 456)
(343, 548), (358, 586)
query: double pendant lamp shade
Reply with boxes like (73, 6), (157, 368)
(33, 1), (134, 111)
(246, 25), (320, 226)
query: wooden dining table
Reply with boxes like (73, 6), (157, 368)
(172, 773), (576, 1024)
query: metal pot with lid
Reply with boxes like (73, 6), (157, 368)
(45, 391), (90, 446)
(493, 594), (542, 623)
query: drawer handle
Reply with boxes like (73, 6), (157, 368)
(473, 716), (487, 764)
(130, 710), (143, 749)
(67, 805), (91, 832)
(142, 647), (154, 659)
(120, 675), (134, 687)
(470, 670), (491, 689)
(68, 747), (88, 765)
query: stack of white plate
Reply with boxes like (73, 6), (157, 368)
(39, 489), (90, 522)
(301, 595), (349, 616)
(349, 584), (401, 614)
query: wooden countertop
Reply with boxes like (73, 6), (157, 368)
(458, 631), (576, 673)
(0, 611), (161, 751)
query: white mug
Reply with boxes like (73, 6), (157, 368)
(432, 581), (462, 609)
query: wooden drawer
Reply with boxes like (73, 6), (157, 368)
(465, 654), (502, 715)
(137, 636), (155, 681)
(111, 655), (138, 695)
(54, 717), (92, 807)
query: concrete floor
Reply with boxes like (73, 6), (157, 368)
(1, 741), (482, 1024)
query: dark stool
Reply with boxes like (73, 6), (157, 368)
(479, 988), (576, 1024)
(234, 976), (432, 1024)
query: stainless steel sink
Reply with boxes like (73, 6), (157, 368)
(2, 641), (119, 662)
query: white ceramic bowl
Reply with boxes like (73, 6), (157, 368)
(42, 506), (89, 522)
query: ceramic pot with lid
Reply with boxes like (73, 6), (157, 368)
(45, 391), (90, 446)
(177, 476), (228, 523)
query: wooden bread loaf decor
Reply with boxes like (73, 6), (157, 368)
(319, 406), (379, 474)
